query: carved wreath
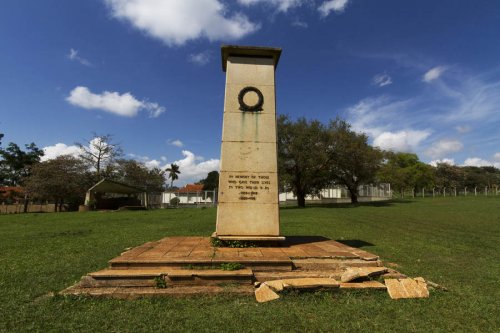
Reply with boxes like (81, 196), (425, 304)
(238, 86), (264, 112)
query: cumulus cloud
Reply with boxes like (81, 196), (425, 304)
(423, 66), (446, 82)
(494, 152), (500, 161)
(104, 0), (259, 46)
(463, 157), (493, 167)
(425, 139), (463, 159)
(41, 143), (81, 162)
(238, 0), (304, 12)
(168, 139), (184, 147)
(66, 86), (165, 118)
(429, 158), (455, 167)
(171, 150), (219, 184)
(372, 73), (392, 87)
(373, 130), (431, 152)
(318, 0), (350, 17)
(68, 48), (92, 66)
(188, 51), (211, 66)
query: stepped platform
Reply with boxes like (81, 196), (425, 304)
(63, 236), (393, 298)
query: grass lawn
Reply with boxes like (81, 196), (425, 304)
(0, 197), (498, 332)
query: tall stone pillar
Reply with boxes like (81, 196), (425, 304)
(214, 45), (284, 241)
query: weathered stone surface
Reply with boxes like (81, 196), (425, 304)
(339, 281), (387, 289)
(216, 46), (282, 240)
(255, 283), (280, 303)
(280, 278), (339, 289)
(385, 278), (429, 299)
(263, 280), (285, 292)
(340, 267), (388, 282)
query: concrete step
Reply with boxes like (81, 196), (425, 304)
(109, 257), (293, 272)
(62, 285), (255, 298)
(254, 270), (343, 282)
(81, 268), (254, 287)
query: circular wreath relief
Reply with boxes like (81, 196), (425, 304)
(238, 86), (264, 112)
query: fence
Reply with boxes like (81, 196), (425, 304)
(162, 190), (217, 207)
(398, 186), (500, 198)
(279, 184), (392, 203)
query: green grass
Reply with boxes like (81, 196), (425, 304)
(1, 197), (499, 332)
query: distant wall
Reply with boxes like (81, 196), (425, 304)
(0, 204), (69, 214)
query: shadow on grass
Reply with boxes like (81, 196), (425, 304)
(335, 239), (375, 248)
(278, 236), (376, 249)
(280, 199), (414, 210)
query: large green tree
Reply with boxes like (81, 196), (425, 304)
(377, 152), (435, 197)
(24, 156), (92, 211)
(110, 159), (166, 192)
(277, 115), (331, 207)
(198, 171), (219, 191)
(325, 119), (384, 203)
(0, 141), (44, 186)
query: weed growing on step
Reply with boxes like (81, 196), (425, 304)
(154, 276), (167, 289)
(210, 237), (257, 248)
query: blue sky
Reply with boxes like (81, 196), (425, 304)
(1, 0), (500, 185)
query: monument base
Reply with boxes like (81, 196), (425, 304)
(212, 232), (286, 242)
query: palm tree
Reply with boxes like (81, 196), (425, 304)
(166, 163), (181, 189)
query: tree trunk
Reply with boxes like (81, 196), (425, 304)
(346, 184), (359, 204)
(296, 190), (306, 207)
(59, 198), (64, 212)
(349, 191), (358, 204)
(23, 194), (29, 213)
(54, 199), (58, 212)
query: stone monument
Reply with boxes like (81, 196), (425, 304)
(214, 45), (284, 241)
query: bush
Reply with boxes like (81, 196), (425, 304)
(170, 197), (180, 206)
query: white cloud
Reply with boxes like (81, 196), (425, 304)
(346, 96), (415, 137)
(425, 139), (463, 159)
(494, 152), (500, 161)
(372, 73), (392, 87)
(463, 157), (493, 167)
(66, 86), (165, 118)
(171, 150), (219, 184)
(291, 19), (308, 28)
(238, 0), (304, 12)
(104, 0), (259, 46)
(423, 66), (446, 82)
(455, 125), (471, 134)
(67, 48), (92, 66)
(188, 51), (211, 66)
(318, 0), (350, 17)
(168, 139), (184, 147)
(373, 130), (431, 152)
(41, 143), (81, 162)
(429, 158), (455, 167)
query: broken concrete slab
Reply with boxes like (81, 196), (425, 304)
(255, 283), (280, 303)
(280, 278), (339, 289)
(385, 278), (429, 299)
(339, 281), (386, 289)
(340, 267), (388, 282)
(263, 280), (285, 292)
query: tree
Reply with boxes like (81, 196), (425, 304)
(110, 159), (166, 192)
(0, 142), (44, 186)
(377, 152), (435, 197)
(198, 171), (219, 191)
(278, 115), (331, 207)
(166, 163), (181, 189)
(24, 156), (93, 211)
(76, 133), (123, 182)
(325, 119), (384, 203)
(435, 162), (465, 190)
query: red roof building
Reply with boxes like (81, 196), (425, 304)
(176, 184), (204, 193)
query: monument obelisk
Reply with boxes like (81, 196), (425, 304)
(214, 45), (284, 241)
